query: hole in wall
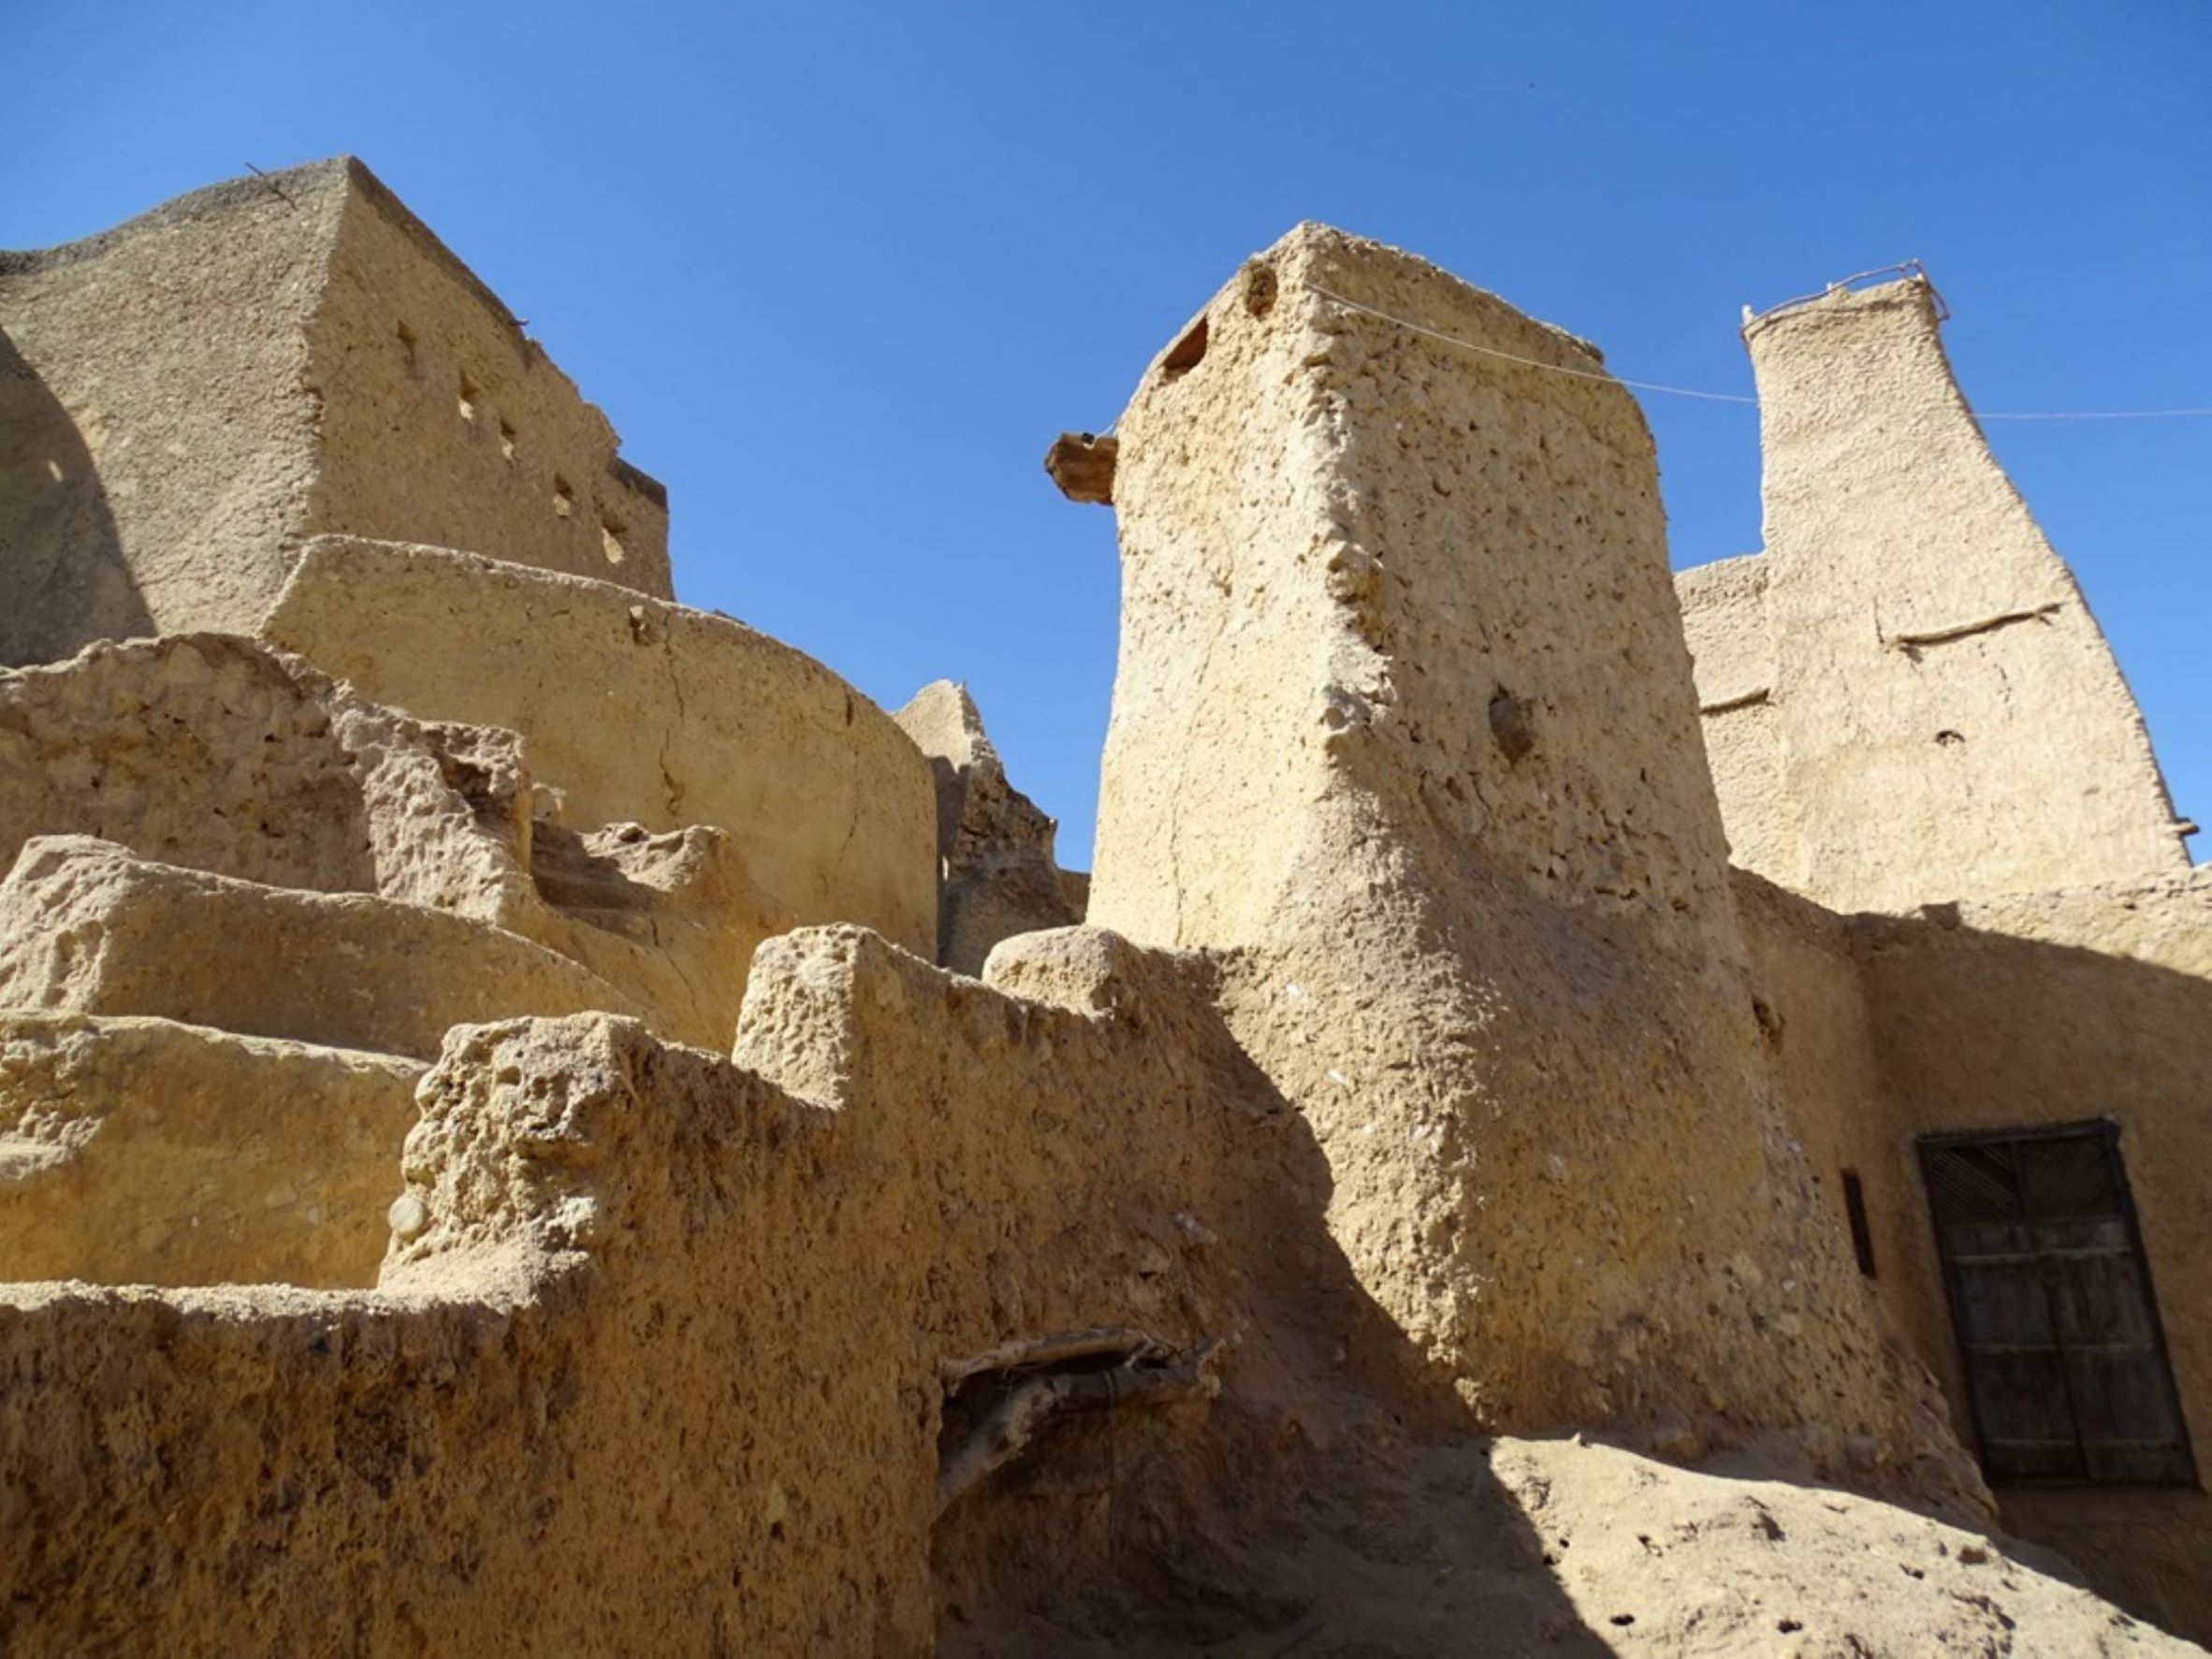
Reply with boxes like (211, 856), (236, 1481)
(552, 476), (575, 519)
(395, 321), (417, 371)
(1488, 686), (1537, 764)
(1242, 259), (1278, 317)
(1160, 314), (1210, 380)
(1935, 729), (1965, 747)
(499, 419), (518, 461)
(599, 512), (627, 566)
(457, 371), (479, 423)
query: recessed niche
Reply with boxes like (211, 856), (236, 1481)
(552, 476), (575, 519)
(1161, 314), (1210, 380)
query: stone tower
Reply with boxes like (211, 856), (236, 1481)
(1684, 272), (2191, 910)
(1086, 224), (1973, 1483)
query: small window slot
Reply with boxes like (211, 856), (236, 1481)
(1841, 1170), (1877, 1278)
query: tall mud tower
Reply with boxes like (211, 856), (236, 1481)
(1742, 274), (2190, 910)
(1088, 225), (1971, 1488)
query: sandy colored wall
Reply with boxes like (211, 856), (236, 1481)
(0, 921), (1285, 1653)
(1851, 869), (2212, 1641)
(0, 167), (342, 664)
(0, 159), (667, 668)
(1734, 863), (2212, 1644)
(306, 164), (672, 598)
(0, 1012), (421, 1288)
(262, 537), (937, 962)
(1674, 555), (1797, 877)
(1087, 224), (1979, 1500)
(1727, 870), (1953, 1363)
(1740, 276), (2189, 911)
(894, 680), (1080, 975)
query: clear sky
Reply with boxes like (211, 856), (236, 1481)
(7, 2), (2206, 867)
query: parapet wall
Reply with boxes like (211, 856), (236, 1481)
(0, 158), (668, 668)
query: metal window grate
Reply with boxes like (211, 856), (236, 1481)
(1919, 1123), (2197, 1488)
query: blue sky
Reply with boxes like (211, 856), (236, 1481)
(7, 2), (2206, 867)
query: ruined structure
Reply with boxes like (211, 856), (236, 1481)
(0, 164), (2204, 1653)
(0, 158), (672, 666)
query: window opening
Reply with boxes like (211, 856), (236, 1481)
(1841, 1170), (1877, 1278)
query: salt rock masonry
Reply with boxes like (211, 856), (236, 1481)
(0, 166), (2206, 1653)
(895, 678), (1084, 976)
(1679, 271), (2192, 911)
(0, 157), (669, 668)
(1092, 222), (1972, 1474)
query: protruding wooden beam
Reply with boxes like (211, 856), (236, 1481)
(1043, 431), (1117, 505)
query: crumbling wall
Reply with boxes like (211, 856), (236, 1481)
(0, 158), (668, 668)
(0, 633), (775, 1048)
(895, 680), (1083, 975)
(261, 536), (937, 962)
(0, 633), (531, 919)
(0, 921), (1276, 1654)
(1692, 275), (2192, 911)
(1087, 224), (1981, 1495)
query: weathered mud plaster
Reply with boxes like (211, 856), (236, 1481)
(1679, 275), (2190, 910)
(0, 633), (783, 1048)
(895, 679), (1083, 975)
(0, 837), (642, 1059)
(0, 1013), (422, 1288)
(1089, 224), (1982, 1494)
(1736, 861), (2212, 1645)
(0, 158), (667, 667)
(3, 164), (2205, 1653)
(0, 926), (1267, 1653)
(261, 536), (936, 963)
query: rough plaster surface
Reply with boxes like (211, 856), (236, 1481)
(0, 1012), (421, 1288)
(895, 679), (1082, 975)
(0, 837), (641, 1059)
(1672, 554), (1796, 875)
(0, 631), (780, 1047)
(0, 157), (666, 668)
(0, 928), (1258, 1652)
(0, 171), (2202, 1654)
(4, 934), (2186, 1655)
(0, 632), (532, 920)
(1677, 275), (2190, 911)
(261, 536), (936, 961)
(1737, 864), (2212, 1643)
(1089, 224), (1981, 1503)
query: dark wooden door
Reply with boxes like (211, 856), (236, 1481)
(1919, 1123), (2197, 1487)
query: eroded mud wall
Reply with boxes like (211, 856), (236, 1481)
(1087, 225), (1979, 1495)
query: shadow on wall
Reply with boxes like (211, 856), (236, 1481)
(932, 995), (1611, 1657)
(0, 328), (147, 667)
(1849, 901), (2212, 1644)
